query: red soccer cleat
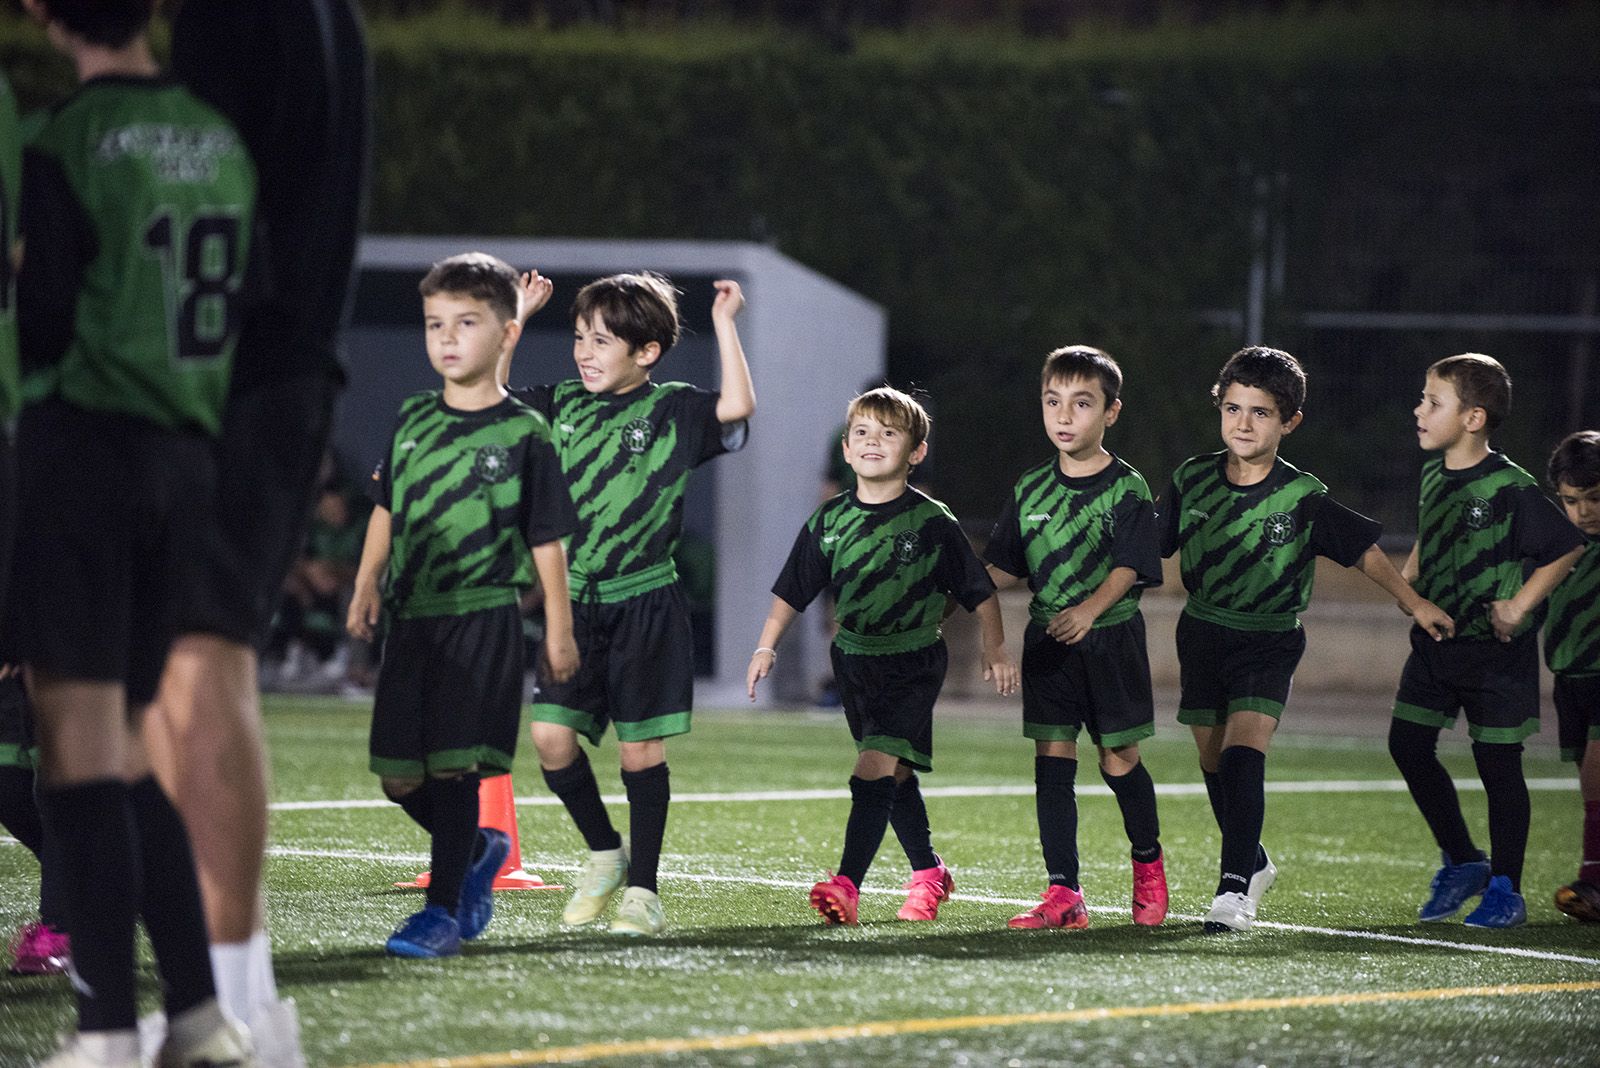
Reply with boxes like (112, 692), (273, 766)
(897, 860), (955, 921)
(1132, 853), (1169, 926)
(809, 873), (860, 926)
(1007, 884), (1088, 930)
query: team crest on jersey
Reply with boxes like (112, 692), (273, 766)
(1101, 510), (1116, 537)
(892, 529), (922, 563)
(1263, 511), (1296, 546)
(1465, 497), (1493, 530)
(474, 445), (512, 483)
(621, 418), (653, 454)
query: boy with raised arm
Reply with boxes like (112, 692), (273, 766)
(748, 386), (1016, 925)
(985, 346), (1168, 930)
(348, 253), (577, 958)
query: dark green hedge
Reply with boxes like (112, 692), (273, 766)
(3, 6), (1595, 519)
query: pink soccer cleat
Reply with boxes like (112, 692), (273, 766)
(897, 860), (955, 921)
(1007, 884), (1089, 930)
(1132, 853), (1169, 926)
(9, 920), (70, 976)
(809, 873), (860, 926)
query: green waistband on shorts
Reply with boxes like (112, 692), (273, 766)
(1029, 597), (1140, 630)
(1183, 598), (1300, 633)
(570, 559), (678, 605)
(396, 586), (519, 620)
(834, 623), (940, 656)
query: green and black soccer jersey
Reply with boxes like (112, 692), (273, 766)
(1544, 536), (1599, 676)
(370, 391), (576, 620)
(1411, 452), (1584, 643)
(774, 488), (995, 655)
(18, 75), (255, 435)
(0, 71), (18, 428)
(517, 379), (743, 602)
(985, 455), (1162, 628)
(1160, 451), (1381, 632)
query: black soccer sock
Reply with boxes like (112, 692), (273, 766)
(838, 774), (897, 888)
(1473, 741), (1530, 892)
(621, 763), (670, 894)
(0, 765), (44, 858)
(395, 779), (435, 833)
(1035, 756), (1079, 889)
(41, 779), (140, 1031)
(40, 824), (68, 930)
(889, 772), (939, 872)
(1388, 718), (1482, 864)
(1202, 768), (1225, 826)
(128, 777), (216, 1018)
(1216, 746), (1266, 897)
(543, 751), (623, 853)
(1101, 762), (1161, 863)
(424, 773), (480, 911)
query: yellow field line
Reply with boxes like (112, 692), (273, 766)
(356, 980), (1600, 1067)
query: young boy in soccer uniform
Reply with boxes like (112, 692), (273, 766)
(1390, 354), (1584, 929)
(1162, 347), (1454, 934)
(1545, 431), (1600, 922)
(508, 270), (754, 936)
(985, 346), (1168, 930)
(747, 387), (1017, 925)
(11, 2), (256, 1063)
(348, 254), (578, 959)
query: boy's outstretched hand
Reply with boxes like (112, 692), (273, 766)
(746, 648), (775, 701)
(712, 279), (745, 322)
(983, 646), (1019, 697)
(517, 269), (554, 327)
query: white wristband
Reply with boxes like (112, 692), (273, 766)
(753, 647), (777, 661)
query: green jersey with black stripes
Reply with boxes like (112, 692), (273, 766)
(370, 391), (576, 620)
(1546, 538), (1600, 676)
(985, 455), (1162, 628)
(0, 72), (18, 426)
(773, 488), (996, 655)
(517, 379), (741, 603)
(20, 75), (254, 434)
(1413, 452), (1585, 643)
(1161, 451), (1381, 631)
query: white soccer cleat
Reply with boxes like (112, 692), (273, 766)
(609, 887), (667, 937)
(1247, 848), (1278, 910)
(562, 846), (628, 926)
(156, 1000), (255, 1068)
(1203, 890), (1257, 933)
(247, 998), (306, 1068)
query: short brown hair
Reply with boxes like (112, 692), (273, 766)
(35, 0), (155, 48)
(1042, 345), (1122, 407)
(1428, 353), (1511, 430)
(1211, 346), (1306, 421)
(846, 386), (932, 450)
(572, 272), (681, 358)
(418, 253), (519, 323)
(1549, 430), (1600, 490)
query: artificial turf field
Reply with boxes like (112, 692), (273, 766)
(3, 695), (1598, 1067)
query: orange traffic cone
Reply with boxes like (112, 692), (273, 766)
(395, 774), (564, 891)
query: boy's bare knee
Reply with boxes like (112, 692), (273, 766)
(1099, 744), (1140, 775)
(531, 723), (580, 768)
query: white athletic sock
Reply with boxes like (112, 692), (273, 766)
(74, 1029), (140, 1065)
(210, 929), (277, 1022)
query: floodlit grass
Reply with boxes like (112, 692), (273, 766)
(3, 696), (1598, 1066)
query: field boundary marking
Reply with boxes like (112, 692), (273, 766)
(352, 980), (1600, 1067)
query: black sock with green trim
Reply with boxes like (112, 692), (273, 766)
(544, 750), (623, 852)
(1036, 756), (1079, 889)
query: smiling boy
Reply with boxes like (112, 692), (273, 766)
(748, 387), (1016, 925)
(1161, 347), (1453, 933)
(348, 253), (578, 957)
(984, 346), (1168, 929)
(1388, 354), (1584, 929)
(1546, 431), (1600, 922)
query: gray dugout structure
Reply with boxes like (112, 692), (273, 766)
(341, 237), (887, 707)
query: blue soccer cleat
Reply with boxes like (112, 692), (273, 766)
(386, 904), (462, 958)
(457, 828), (511, 941)
(1463, 875), (1527, 929)
(1418, 852), (1491, 922)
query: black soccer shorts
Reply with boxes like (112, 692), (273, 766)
(1175, 610), (1307, 726)
(830, 640), (947, 772)
(1022, 614), (1155, 748)
(1392, 627), (1541, 745)
(1554, 672), (1600, 763)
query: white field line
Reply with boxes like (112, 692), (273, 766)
(262, 844), (1600, 969)
(269, 776), (1578, 811)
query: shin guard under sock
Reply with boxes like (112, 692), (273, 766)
(1473, 741), (1529, 892)
(424, 774), (480, 911)
(42, 779), (139, 1031)
(1036, 756), (1079, 889)
(889, 773), (938, 872)
(1216, 746), (1266, 896)
(1389, 717), (1482, 864)
(1101, 761), (1161, 862)
(128, 777), (215, 1017)
(543, 751), (623, 852)
(838, 775), (896, 888)
(621, 763), (670, 894)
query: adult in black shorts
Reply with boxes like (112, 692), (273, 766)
(138, 1), (368, 1059)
